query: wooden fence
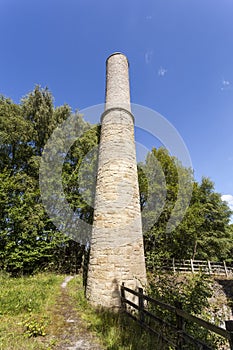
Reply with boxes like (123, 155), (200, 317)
(159, 259), (233, 277)
(121, 283), (233, 349)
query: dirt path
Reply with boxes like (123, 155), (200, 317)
(53, 276), (104, 350)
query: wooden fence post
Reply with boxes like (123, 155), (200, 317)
(225, 320), (233, 350)
(223, 261), (229, 277)
(175, 301), (184, 350)
(173, 258), (176, 273)
(121, 282), (126, 311)
(207, 260), (212, 275)
(138, 287), (145, 324)
(190, 259), (194, 273)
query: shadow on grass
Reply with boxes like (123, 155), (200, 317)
(89, 307), (164, 350)
(68, 275), (165, 350)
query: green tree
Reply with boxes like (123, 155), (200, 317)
(174, 178), (232, 260)
(0, 95), (33, 173)
(1, 87), (232, 275)
(0, 87), (99, 275)
(139, 148), (193, 266)
(139, 148), (233, 268)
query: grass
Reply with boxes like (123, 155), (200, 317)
(0, 272), (64, 350)
(1, 271), (159, 350)
(66, 274), (231, 349)
(3, 271), (218, 349)
(67, 275), (161, 350)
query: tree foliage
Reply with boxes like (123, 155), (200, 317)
(139, 148), (233, 269)
(0, 87), (232, 275)
(0, 87), (98, 275)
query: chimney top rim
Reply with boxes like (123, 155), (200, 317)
(106, 52), (129, 66)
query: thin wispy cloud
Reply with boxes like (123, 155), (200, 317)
(146, 15), (152, 20)
(223, 80), (230, 86)
(145, 50), (153, 64)
(221, 79), (231, 91)
(158, 67), (167, 77)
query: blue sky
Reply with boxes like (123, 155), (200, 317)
(1, 0), (233, 211)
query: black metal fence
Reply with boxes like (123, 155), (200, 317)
(121, 283), (233, 349)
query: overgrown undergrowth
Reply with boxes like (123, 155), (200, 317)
(0, 272), (231, 350)
(67, 273), (231, 349)
(67, 275), (160, 350)
(0, 272), (64, 350)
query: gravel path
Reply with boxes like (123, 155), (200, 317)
(54, 276), (104, 350)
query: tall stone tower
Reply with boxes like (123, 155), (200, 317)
(86, 53), (147, 308)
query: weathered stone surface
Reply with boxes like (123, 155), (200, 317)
(86, 53), (147, 309)
(105, 53), (131, 111)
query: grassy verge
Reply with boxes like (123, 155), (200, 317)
(0, 272), (64, 350)
(67, 275), (160, 350)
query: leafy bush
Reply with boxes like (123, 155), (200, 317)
(22, 317), (47, 337)
(148, 271), (212, 314)
(147, 272), (227, 349)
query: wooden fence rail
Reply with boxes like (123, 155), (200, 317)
(121, 283), (233, 349)
(158, 259), (233, 276)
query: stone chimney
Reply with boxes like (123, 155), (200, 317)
(86, 53), (147, 308)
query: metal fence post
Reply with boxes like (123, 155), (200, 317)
(225, 320), (233, 350)
(175, 301), (184, 350)
(138, 287), (145, 324)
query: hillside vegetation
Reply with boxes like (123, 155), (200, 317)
(0, 87), (233, 348)
(1, 272), (232, 350)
